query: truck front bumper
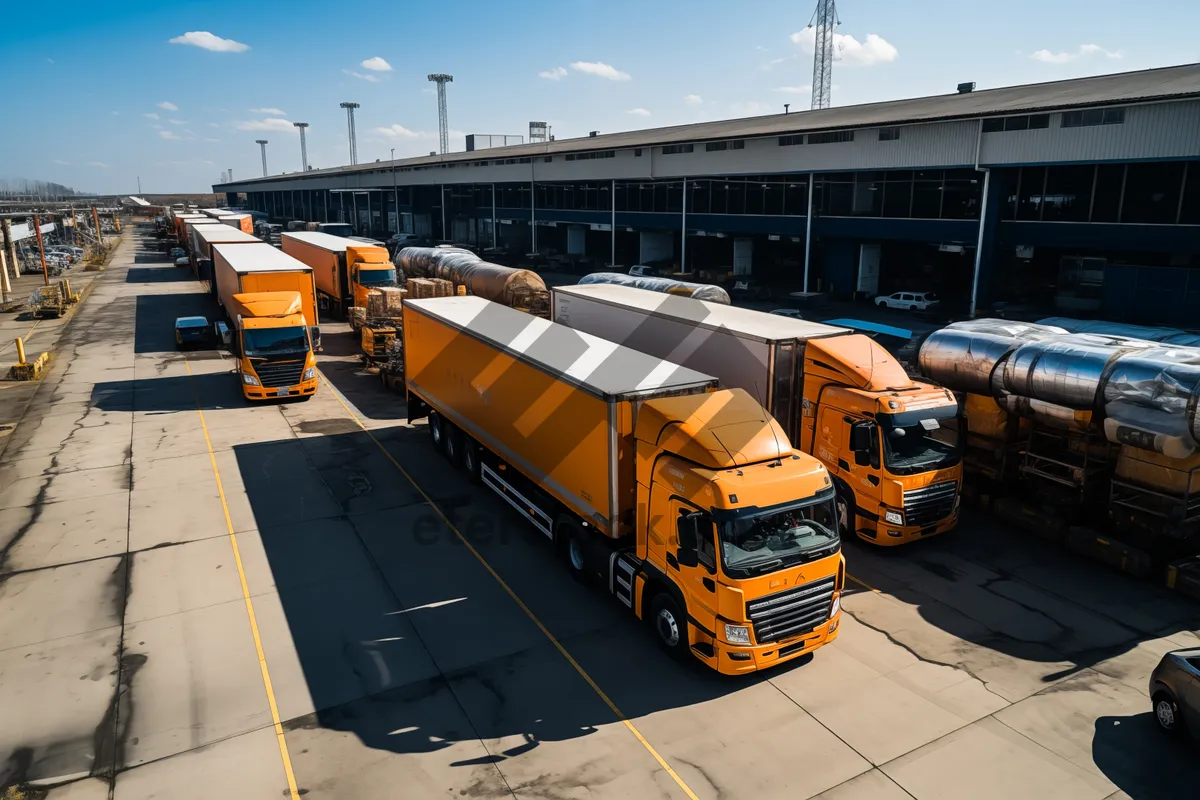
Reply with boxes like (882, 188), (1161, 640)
(705, 611), (842, 675)
(856, 505), (960, 546)
(243, 377), (319, 401)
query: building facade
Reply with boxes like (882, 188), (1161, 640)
(216, 65), (1200, 324)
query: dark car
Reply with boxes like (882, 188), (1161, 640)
(1150, 647), (1200, 736)
(174, 316), (213, 349)
(169, 247), (186, 258)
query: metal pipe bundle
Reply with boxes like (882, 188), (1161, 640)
(920, 320), (1200, 457)
(396, 246), (549, 310)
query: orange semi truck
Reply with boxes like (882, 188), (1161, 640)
(551, 283), (963, 545)
(281, 232), (398, 318)
(213, 242), (321, 400)
(404, 295), (845, 674)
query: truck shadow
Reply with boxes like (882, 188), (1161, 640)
(1091, 712), (1200, 798)
(126, 266), (192, 283)
(228, 428), (807, 771)
(133, 292), (219, 354)
(313, 326), (407, 422)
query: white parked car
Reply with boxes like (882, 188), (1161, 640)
(875, 291), (939, 311)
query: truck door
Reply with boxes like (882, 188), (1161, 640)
(843, 419), (883, 533)
(673, 503), (719, 637)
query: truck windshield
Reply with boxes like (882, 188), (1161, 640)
(879, 408), (961, 475)
(718, 496), (839, 575)
(243, 326), (310, 358)
(358, 268), (398, 286)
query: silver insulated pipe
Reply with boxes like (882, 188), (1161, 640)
(919, 320), (1200, 457)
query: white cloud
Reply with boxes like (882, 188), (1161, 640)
(684, 94), (703, 105)
(790, 27), (898, 66)
(539, 66), (568, 80)
(343, 69), (379, 83)
(1030, 43), (1122, 64)
(54, 159), (73, 165)
(626, 107), (651, 117)
(168, 31), (249, 52)
(773, 85), (811, 94)
(765, 55), (795, 69)
(206, 122), (221, 128)
(370, 124), (425, 139)
(151, 124), (164, 130)
(168, 119), (187, 125)
(158, 130), (181, 140)
(569, 61), (631, 81)
(157, 101), (178, 111)
(249, 107), (286, 115)
(360, 56), (392, 72)
(143, 112), (159, 120)
(730, 101), (773, 116)
(234, 117), (296, 132)
(87, 161), (110, 168)
(110, 111), (120, 116)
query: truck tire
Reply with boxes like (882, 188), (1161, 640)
(428, 411), (446, 453)
(461, 435), (482, 484)
(557, 520), (590, 583)
(443, 423), (462, 464)
(649, 593), (689, 660)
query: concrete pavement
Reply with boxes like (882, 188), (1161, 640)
(0, 223), (1198, 799)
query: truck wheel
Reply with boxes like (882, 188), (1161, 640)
(428, 411), (445, 453)
(461, 435), (482, 484)
(443, 424), (461, 464)
(649, 594), (689, 659)
(557, 521), (590, 583)
(836, 496), (851, 537)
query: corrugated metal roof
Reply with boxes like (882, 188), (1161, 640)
(405, 295), (719, 401)
(219, 63), (1200, 188)
(214, 242), (313, 273)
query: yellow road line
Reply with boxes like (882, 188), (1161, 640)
(184, 360), (301, 800)
(321, 377), (701, 800)
(847, 572), (882, 594)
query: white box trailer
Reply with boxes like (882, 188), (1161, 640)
(550, 283), (848, 439)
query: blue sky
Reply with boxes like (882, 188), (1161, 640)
(3, 0), (1197, 194)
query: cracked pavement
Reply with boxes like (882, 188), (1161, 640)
(1, 225), (1199, 799)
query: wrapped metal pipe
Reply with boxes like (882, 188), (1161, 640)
(578, 272), (731, 304)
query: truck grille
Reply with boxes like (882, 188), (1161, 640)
(253, 360), (305, 388)
(903, 481), (958, 527)
(746, 576), (836, 644)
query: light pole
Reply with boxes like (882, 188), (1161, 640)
(256, 140), (268, 176)
(293, 122), (309, 171)
(340, 102), (360, 165)
(427, 74), (453, 155)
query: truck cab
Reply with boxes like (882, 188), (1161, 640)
(347, 247), (399, 309)
(228, 291), (319, 401)
(633, 391), (844, 673)
(801, 336), (961, 544)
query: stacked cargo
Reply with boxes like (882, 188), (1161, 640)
(405, 277), (454, 299)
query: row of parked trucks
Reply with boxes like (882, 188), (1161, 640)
(164, 208), (1200, 676)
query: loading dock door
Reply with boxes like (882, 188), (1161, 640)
(733, 238), (753, 275)
(857, 244), (881, 295)
(567, 226), (586, 255)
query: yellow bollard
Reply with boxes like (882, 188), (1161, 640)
(456, 284), (466, 296)
(15, 337), (26, 366)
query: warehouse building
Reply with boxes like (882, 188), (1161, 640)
(215, 63), (1200, 324)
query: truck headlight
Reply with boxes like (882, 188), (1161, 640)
(723, 623), (751, 646)
(830, 593), (841, 617)
(303, 367), (316, 380)
(884, 510), (904, 526)
(242, 373), (260, 386)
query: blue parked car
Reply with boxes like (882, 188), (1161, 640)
(175, 316), (213, 349)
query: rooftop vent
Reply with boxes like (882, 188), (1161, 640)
(589, 131), (599, 137)
(957, 82), (976, 94)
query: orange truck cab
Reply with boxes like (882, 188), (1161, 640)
(227, 292), (319, 401)
(551, 283), (963, 546)
(281, 231), (398, 318)
(403, 295), (844, 674)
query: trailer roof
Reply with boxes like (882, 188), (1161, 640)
(195, 225), (260, 244)
(213, 242), (313, 274)
(554, 283), (849, 344)
(407, 295), (718, 401)
(281, 231), (356, 252)
(199, 208), (231, 218)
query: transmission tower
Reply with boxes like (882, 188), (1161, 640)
(808, 0), (840, 110)
(427, 74), (453, 154)
(340, 102), (360, 165)
(293, 122), (310, 171)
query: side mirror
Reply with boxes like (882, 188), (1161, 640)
(849, 422), (873, 452)
(676, 511), (701, 567)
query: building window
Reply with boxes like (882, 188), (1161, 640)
(1062, 107), (1126, 128)
(704, 139), (745, 152)
(878, 127), (900, 141)
(778, 134), (805, 146)
(634, 148), (643, 157)
(565, 150), (615, 161)
(1091, 164), (1124, 222)
(808, 130), (854, 145)
(661, 144), (694, 155)
(983, 114), (1050, 133)
(543, 156), (552, 163)
(1181, 162), (1200, 225)
(1121, 162), (1184, 224)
